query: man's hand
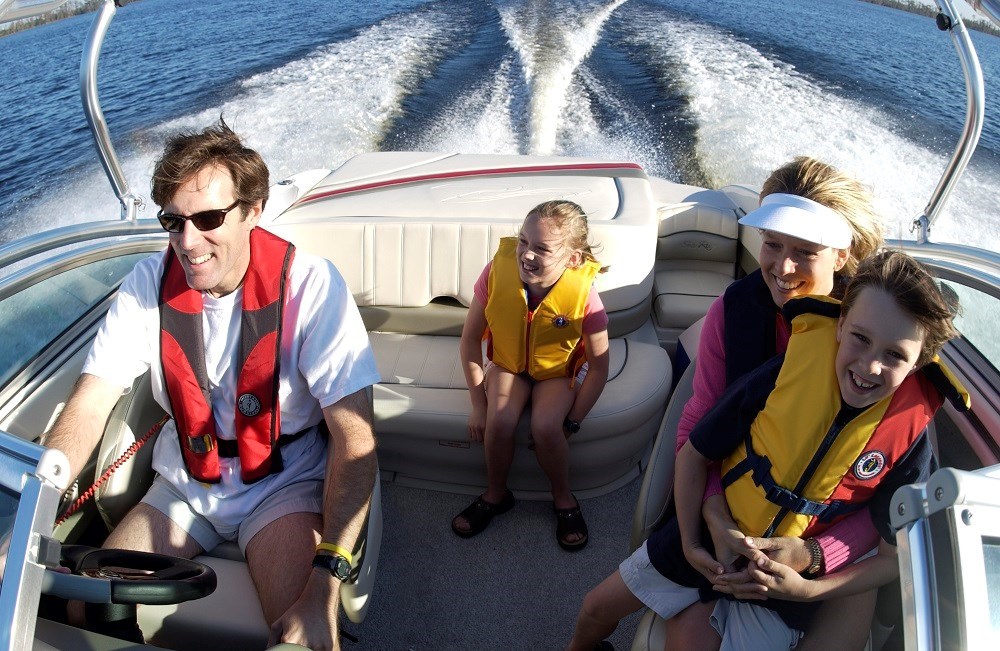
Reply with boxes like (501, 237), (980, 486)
(268, 569), (342, 651)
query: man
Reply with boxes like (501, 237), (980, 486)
(43, 119), (379, 651)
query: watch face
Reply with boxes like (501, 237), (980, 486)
(334, 556), (352, 580)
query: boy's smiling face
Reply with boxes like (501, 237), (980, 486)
(836, 287), (925, 408)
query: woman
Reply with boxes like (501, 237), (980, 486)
(667, 157), (885, 651)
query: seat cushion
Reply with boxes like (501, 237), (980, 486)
(653, 268), (732, 331)
(370, 333), (672, 494)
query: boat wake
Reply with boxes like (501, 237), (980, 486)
(621, 4), (1000, 247)
(4, 0), (998, 252)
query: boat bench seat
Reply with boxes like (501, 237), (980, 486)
(648, 179), (741, 352)
(275, 215), (673, 497)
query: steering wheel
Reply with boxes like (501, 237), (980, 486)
(48, 544), (216, 605)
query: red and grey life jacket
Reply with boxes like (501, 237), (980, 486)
(159, 228), (295, 484)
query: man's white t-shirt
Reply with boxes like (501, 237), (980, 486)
(83, 242), (380, 531)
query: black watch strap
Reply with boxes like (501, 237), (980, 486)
(312, 553), (352, 581)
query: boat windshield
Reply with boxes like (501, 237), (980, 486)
(0, 252), (148, 387)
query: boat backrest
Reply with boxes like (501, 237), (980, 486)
(647, 179), (741, 352)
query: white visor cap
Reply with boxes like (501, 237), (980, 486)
(738, 193), (853, 249)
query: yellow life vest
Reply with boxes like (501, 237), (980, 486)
(721, 296), (968, 540)
(484, 237), (600, 381)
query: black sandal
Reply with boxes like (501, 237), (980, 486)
(451, 490), (515, 538)
(555, 497), (589, 551)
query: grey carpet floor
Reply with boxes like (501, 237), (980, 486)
(341, 477), (644, 650)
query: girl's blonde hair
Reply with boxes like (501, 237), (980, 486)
(761, 157), (884, 278)
(525, 200), (608, 272)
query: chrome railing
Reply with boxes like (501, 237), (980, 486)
(968, 0), (1000, 27)
(0, 0), (70, 23)
(82, 0), (141, 223)
(916, 1), (985, 243)
(0, 220), (163, 272)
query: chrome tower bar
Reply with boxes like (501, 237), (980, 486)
(81, 0), (141, 222)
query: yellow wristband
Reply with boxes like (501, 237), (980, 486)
(316, 542), (353, 565)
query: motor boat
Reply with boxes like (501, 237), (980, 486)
(1, 0), (998, 649)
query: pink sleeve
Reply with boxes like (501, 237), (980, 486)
(474, 262), (492, 305)
(675, 297), (729, 499)
(582, 286), (609, 333)
(814, 511), (881, 573)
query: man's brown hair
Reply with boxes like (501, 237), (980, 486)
(151, 117), (268, 213)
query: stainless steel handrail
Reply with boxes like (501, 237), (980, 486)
(917, 1), (985, 243)
(0, 238), (165, 303)
(81, 0), (141, 223)
(889, 238), (1000, 300)
(0, 0), (70, 23)
(969, 0), (1000, 27)
(0, 220), (164, 271)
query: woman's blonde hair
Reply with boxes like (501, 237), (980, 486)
(525, 200), (607, 272)
(761, 157), (884, 278)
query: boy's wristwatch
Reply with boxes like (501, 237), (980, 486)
(312, 553), (352, 581)
(563, 417), (581, 434)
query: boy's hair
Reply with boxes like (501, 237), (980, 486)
(525, 200), (607, 271)
(151, 117), (269, 213)
(841, 250), (959, 366)
(761, 157), (884, 278)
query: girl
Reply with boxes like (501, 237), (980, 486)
(451, 200), (610, 551)
(569, 250), (967, 650)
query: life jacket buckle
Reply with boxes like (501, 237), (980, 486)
(187, 434), (215, 454)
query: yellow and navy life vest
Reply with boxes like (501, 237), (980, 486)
(721, 296), (970, 539)
(159, 228), (295, 484)
(484, 237), (601, 381)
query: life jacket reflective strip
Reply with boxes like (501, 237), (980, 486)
(159, 228), (295, 484)
(721, 296), (969, 539)
(483, 237), (600, 381)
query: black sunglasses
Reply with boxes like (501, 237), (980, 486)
(156, 199), (242, 233)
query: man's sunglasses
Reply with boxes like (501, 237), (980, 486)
(156, 199), (242, 233)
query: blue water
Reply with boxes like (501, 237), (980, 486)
(1, 0), (999, 246)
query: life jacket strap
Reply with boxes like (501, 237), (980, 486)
(722, 437), (866, 525)
(215, 421), (327, 458)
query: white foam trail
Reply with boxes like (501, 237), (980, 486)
(9, 9), (457, 232)
(415, 57), (521, 154)
(625, 13), (1000, 249)
(497, 0), (628, 155)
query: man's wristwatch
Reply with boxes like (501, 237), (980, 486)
(802, 537), (823, 578)
(312, 553), (352, 581)
(563, 417), (581, 435)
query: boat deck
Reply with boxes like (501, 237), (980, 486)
(342, 478), (644, 649)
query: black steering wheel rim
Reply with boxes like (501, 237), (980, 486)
(60, 545), (216, 605)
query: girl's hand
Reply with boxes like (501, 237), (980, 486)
(467, 404), (486, 442)
(683, 541), (726, 584)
